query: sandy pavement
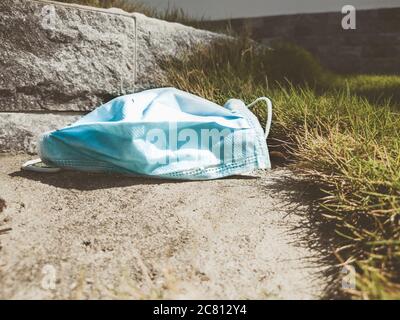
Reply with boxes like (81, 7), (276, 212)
(0, 154), (329, 299)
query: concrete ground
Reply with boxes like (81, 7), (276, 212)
(0, 154), (329, 299)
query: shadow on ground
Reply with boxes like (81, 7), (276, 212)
(9, 170), (258, 191)
(262, 172), (348, 299)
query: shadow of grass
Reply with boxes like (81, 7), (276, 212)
(262, 171), (350, 299)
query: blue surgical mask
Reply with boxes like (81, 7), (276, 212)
(36, 88), (272, 180)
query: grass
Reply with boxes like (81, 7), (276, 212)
(333, 75), (400, 106)
(160, 38), (400, 299)
(54, 0), (400, 299)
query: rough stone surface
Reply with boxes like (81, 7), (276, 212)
(0, 0), (220, 112)
(0, 113), (81, 154)
(0, 154), (329, 299)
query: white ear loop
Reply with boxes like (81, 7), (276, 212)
(246, 97), (273, 139)
(21, 158), (61, 173)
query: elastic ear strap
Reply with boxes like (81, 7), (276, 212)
(247, 97), (273, 139)
(21, 158), (61, 173)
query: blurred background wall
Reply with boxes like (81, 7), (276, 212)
(135, 0), (400, 20)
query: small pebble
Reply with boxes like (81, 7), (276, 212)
(0, 198), (6, 213)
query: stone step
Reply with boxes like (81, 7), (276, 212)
(0, 112), (82, 154)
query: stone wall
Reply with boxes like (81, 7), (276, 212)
(0, 0), (222, 153)
(208, 8), (400, 74)
(0, 0), (220, 112)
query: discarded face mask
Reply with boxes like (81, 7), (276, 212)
(23, 87), (272, 180)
